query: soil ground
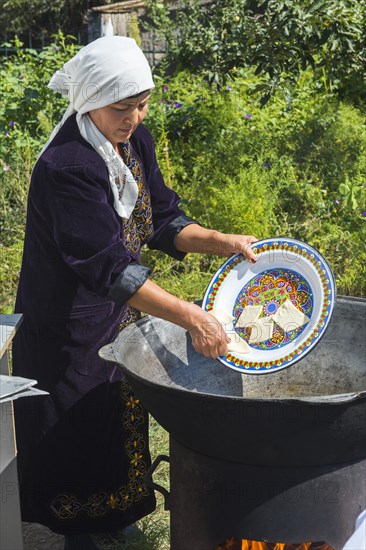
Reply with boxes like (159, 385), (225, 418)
(22, 522), (129, 550)
(23, 523), (64, 550)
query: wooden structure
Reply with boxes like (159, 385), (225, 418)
(88, 0), (167, 66)
(88, 0), (212, 65)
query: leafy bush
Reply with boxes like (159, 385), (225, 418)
(0, 34), (78, 135)
(145, 0), (366, 104)
(0, 34), (80, 240)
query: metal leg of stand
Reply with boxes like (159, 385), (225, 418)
(1, 315), (24, 550)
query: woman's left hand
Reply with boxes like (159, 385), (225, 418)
(175, 225), (258, 263)
(217, 233), (258, 263)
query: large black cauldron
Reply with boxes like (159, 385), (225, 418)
(100, 296), (365, 467)
(99, 296), (366, 549)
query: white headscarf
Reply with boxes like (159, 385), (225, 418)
(43, 36), (155, 219)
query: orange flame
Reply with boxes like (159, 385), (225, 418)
(215, 540), (333, 550)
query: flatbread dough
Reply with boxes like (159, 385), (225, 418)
(226, 332), (251, 354)
(236, 305), (263, 328)
(209, 309), (250, 354)
(209, 307), (234, 327)
(273, 299), (310, 332)
(248, 316), (275, 343)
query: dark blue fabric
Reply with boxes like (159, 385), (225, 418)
(108, 262), (151, 305)
(12, 114), (196, 534)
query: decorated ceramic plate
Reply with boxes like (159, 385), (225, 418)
(202, 237), (336, 374)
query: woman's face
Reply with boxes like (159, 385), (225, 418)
(89, 91), (150, 148)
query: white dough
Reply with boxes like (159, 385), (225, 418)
(210, 309), (250, 354)
(236, 305), (263, 328)
(273, 299), (310, 332)
(209, 307), (235, 327)
(248, 316), (275, 343)
(226, 332), (251, 354)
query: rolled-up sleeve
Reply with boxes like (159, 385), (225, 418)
(107, 262), (150, 305)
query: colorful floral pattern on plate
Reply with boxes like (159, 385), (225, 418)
(234, 268), (313, 350)
(202, 238), (336, 374)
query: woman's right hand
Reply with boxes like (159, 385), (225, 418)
(127, 280), (230, 358)
(187, 304), (230, 358)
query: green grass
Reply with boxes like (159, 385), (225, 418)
(0, 240), (23, 313)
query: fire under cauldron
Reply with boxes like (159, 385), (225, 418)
(99, 296), (366, 550)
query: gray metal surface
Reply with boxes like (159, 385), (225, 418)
(100, 296), (366, 403)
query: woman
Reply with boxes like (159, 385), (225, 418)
(13, 36), (257, 550)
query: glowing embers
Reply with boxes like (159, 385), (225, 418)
(215, 540), (334, 550)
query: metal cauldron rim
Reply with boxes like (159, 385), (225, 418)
(99, 295), (366, 405)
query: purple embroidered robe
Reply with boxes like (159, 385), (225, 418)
(12, 114), (195, 535)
